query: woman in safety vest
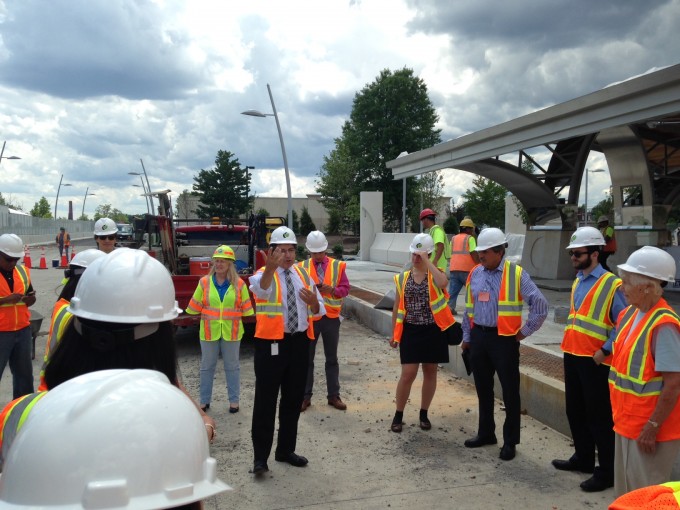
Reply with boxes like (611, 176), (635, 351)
(186, 245), (254, 413)
(610, 246), (680, 497)
(389, 233), (457, 432)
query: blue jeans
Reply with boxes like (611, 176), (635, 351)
(448, 271), (469, 311)
(0, 326), (34, 399)
(199, 340), (241, 406)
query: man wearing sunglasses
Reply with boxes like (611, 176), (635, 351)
(93, 217), (118, 254)
(0, 234), (36, 399)
(552, 226), (627, 493)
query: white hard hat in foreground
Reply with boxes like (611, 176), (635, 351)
(475, 228), (507, 251)
(270, 226), (297, 245)
(0, 234), (24, 258)
(0, 369), (231, 510)
(566, 227), (605, 249)
(409, 233), (434, 254)
(68, 248), (180, 323)
(617, 246), (676, 283)
(305, 231), (328, 253)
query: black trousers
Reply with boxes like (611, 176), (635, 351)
(251, 332), (309, 462)
(563, 352), (614, 481)
(470, 327), (521, 446)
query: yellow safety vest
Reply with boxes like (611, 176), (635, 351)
(0, 392), (47, 469)
(39, 298), (73, 391)
(298, 257), (345, 319)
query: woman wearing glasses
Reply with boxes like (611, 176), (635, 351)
(93, 217), (118, 253)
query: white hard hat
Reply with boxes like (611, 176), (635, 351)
(409, 233), (434, 254)
(270, 226), (297, 245)
(0, 234), (24, 258)
(0, 369), (231, 509)
(476, 228), (507, 251)
(305, 231), (328, 253)
(94, 217), (118, 236)
(68, 248), (181, 323)
(598, 215), (609, 223)
(617, 246), (676, 283)
(566, 226), (605, 249)
(70, 249), (106, 269)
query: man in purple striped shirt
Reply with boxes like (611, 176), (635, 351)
(461, 228), (548, 461)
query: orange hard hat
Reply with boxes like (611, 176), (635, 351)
(419, 208), (436, 220)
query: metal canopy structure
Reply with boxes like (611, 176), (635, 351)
(387, 64), (680, 226)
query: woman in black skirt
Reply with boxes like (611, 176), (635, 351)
(389, 233), (456, 432)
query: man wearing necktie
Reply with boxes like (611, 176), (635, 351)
(248, 226), (325, 476)
(299, 231), (350, 412)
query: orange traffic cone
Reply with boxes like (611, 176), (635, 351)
(23, 246), (32, 269)
(60, 253), (68, 268)
(39, 247), (48, 270)
(70, 246), (76, 261)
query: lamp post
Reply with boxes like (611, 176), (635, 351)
(584, 168), (605, 225)
(129, 158), (154, 214)
(0, 141), (21, 164)
(241, 84), (293, 229)
(129, 172), (152, 214)
(132, 183), (151, 214)
(54, 175), (72, 220)
(82, 187), (96, 219)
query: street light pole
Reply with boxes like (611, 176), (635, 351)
(54, 175), (72, 220)
(0, 141), (21, 164)
(132, 182), (151, 214)
(129, 172), (151, 214)
(82, 187), (96, 218)
(584, 168), (605, 225)
(139, 159), (154, 214)
(241, 84), (294, 229)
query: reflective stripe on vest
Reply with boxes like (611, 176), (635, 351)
(188, 276), (252, 341)
(0, 265), (31, 331)
(392, 269), (455, 342)
(449, 234), (476, 272)
(254, 266), (315, 340)
(561, 272), (621, 360)
(609, 299), (680, 440)
(465, 260), (523, 336)
(39, 299), (73, 391)
(299, 257), (345, 319)
(0, 392), (47, 469)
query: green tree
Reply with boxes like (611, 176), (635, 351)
(192, 150), (249, 219)
(461, 176), (506, 228)
(299, 206), (316, 236)
(0, 192), (22, 210)
(291, 209), (300, 234)
(255, 207), (270, 217)
(443, 215), (459, 235)
(176, 189), (196, 221)
(320, 68), (441, 231)
(30, 197), (53, 218)
(591, 193), (614, 224)
(94, 204), (128, 223)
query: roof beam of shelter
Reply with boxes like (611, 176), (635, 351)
(388, 64), (680, 179)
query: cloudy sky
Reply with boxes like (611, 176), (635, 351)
(1, 0), (679, 218)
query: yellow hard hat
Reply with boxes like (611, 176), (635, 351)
(460, 218), (475, 228)
(212, 245), (235, 260)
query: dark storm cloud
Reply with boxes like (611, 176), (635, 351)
(0, 0), (202, 100)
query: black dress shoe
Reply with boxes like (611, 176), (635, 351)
(464, 435), (498, 448)
(274, 452), (308, 467)
(580, 476), (613, 492)
(252, 460), (269, 475)
(499, 444), (516, 461)
(551, 458), (594, 473)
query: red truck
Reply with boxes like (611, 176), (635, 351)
(132, 191), (283, 328)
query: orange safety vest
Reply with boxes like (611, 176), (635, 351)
(0, 391), (47, 469)
(609, 481), (680, 510)
(254, 266), (315, 340)
(609, 299), (680, 441)
(465, 260), (523, 336)
(38, 298), (73, 391)
(393, 269), (455, 343)
(186, 276), (254, 341)
(298, 257), (346, 319)
(449, 234), (476, 272)
(0, 265), (31, 332)
(561, 271), (621, 363)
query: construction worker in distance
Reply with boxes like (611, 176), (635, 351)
(185, 245), (254, 414)
(0, 233), (36, 400)
(420, 208), (450, 272)
(55, 226), (71, 261)
(551, 226), (626, 493)
(248, 226), (325, 476)
(0, 369), (231, 509)
(461, 227), (548, 462)
(448, 217), (479, 314)
(93, 217), (118, 254)
(38, 249), (106, 391)
(299, 230), (350, 412)
(598, 215), (616, 272)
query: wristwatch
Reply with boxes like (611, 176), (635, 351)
(600, 347), (611, 356)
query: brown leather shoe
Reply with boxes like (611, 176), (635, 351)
(327, 396), (347, 410)
(301, 398), (311, 412)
